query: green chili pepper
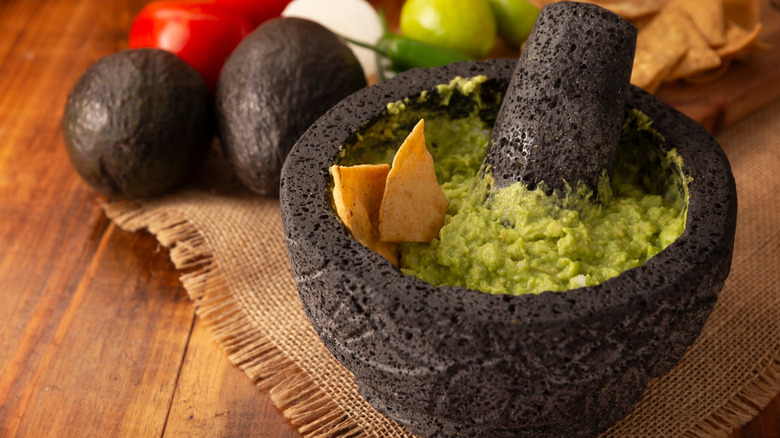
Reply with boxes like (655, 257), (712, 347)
(379, 35), (473, 70)
(341, 10), (472, 76)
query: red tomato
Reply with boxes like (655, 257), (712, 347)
(128, 2), (253, 93)
(213, 0), (292, 26)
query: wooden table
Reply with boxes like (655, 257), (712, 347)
(1, 1), (778, 436)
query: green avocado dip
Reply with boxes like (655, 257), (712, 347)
(337, 76), (689, 296)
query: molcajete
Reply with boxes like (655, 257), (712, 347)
(279, 58), (737, 437)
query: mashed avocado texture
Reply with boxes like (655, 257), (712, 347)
(338, 76), (688, 295)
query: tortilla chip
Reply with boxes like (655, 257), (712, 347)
(331, 163), (399, 265)
(631, 50), (670, 93)
(666, 14), (722, 81)
(379, 119), (449, 243)
(540, 0), (765, 89)
(723, 0), (760, 31)
(718, 20), (763, 58)
(667, 0), (725, 47)
(529, 0), (670, 20)
(631, 7), (689, 92)
(683, 59), (731, 84)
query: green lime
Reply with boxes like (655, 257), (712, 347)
(400, 0), (497, 59)
(488, 0), (540, 47)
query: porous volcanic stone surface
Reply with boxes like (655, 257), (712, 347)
(485, 2), (636, 195)
(280, 59), (737, 437)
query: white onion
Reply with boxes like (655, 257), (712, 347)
(282, 0), (383, 82)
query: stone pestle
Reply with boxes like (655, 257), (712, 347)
(483, 1), (637, 197)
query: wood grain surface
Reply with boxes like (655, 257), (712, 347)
(0, 1), (778, 437)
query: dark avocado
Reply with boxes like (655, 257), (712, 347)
(216, 17), (366, 197)
(62, 48), (213, 199)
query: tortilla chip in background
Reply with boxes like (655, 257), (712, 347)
(379, 120), (449, 243)
(530, 0), (767, 91)
(718, 20), (763, 58)
(666, 0), (726, 47)
(331, 163), (399, 265)
(723, 0), (760, 31)
(631, 7), (689, 92)
(682, 60), (732, 84)
(666, 14), (723, 81)
(528, 0), (670, 20)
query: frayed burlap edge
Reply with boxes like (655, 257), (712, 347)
(103, 200), (364, 438)
(688, 355), (780, 437)
(103, 197), (780, 438)
(602, 345), (780, 438)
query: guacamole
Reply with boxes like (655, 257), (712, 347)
(338, 76), (688, 296)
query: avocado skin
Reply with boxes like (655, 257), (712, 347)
(216, 17), (366, 197)
(62, 48), (213, 199)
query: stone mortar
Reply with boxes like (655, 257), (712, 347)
(280, 58), (737, 437)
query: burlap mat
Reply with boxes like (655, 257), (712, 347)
(104, 96), (780, 437)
